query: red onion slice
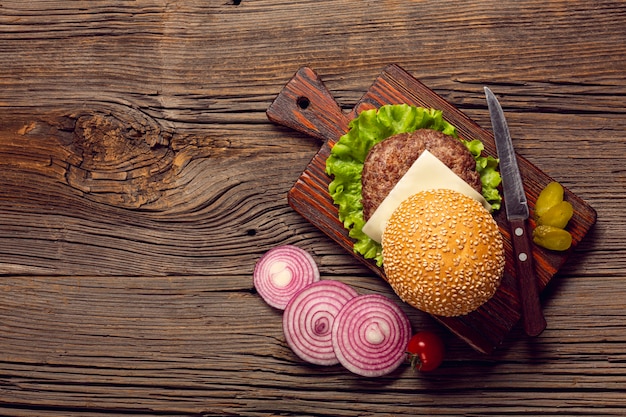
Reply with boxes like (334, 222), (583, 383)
(254, 245), (320, 310)
(283, 280), (358, 366)
(332, 294), (412, 377)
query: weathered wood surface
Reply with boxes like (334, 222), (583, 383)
(0, 1), (625, 416)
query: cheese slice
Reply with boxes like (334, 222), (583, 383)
(362, 149), (490, 243)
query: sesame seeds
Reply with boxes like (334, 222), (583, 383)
(381, 189), (505, 317)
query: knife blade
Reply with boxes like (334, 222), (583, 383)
(484, 87), (546, 337)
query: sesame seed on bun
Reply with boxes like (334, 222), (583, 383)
(381, 189), (505, 317)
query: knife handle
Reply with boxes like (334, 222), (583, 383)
(509, 218), (547, 337)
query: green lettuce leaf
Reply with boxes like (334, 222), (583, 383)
(325, 104), (502, 267)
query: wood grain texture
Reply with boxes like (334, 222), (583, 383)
(1, 0), (625, 415)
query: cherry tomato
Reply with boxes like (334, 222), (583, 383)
(406, 331), (445, 372)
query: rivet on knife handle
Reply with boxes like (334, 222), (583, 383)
(484, 87), (547, 337)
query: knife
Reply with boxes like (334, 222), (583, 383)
(484, 87), (547, 337)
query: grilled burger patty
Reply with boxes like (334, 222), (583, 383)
(361, 129), (482, 220)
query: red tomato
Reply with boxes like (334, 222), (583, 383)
(406, 331), (445, 372)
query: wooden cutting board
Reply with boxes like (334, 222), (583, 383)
(266, 64), (597, 354)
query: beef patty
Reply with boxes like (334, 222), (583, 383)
(361, 129), (482, 220)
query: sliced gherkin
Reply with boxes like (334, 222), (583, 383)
(534, 181), (564, 218)
(532, 225), (572, 251)
(537, 201), (574, 229)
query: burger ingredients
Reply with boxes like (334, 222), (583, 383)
(382, 189), (505, 317)
(326, 104), (502, 267)
(534, 181), (565, 218)
(533, 225), (573, 251)
(532, 181), (573, 251)
(406, 331), (445, 372)
(361, 149), (489, 244)
(254, 245), (320, 310)
(537, 200), (574, 229)
(332, 294), (412, 377)
(283, 280), (358, 366)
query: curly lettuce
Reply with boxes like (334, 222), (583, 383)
(325, 104), (502, 267)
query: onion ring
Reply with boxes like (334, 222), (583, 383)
(254, 245), (320, 310)
(332, 294), (411, 377)
(283, 280), (358, 366)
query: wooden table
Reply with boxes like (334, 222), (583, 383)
(0, 1), (624, 415)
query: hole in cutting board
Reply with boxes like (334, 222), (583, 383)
(296, 96), (310, 110)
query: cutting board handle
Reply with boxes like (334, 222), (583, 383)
(266, 67), (350, 142)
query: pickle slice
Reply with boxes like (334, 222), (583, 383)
(534, 181), (564, 218)
(532, 225), (572, 251)
(537, 200), (574, 229)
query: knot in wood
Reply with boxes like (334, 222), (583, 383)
(65, 110), (175, 209)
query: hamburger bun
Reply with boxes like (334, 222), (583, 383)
(381, 189), (505, 317)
